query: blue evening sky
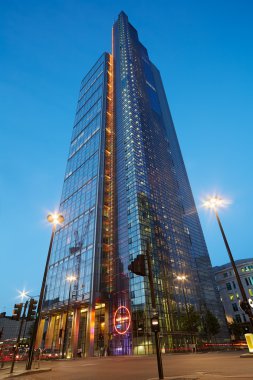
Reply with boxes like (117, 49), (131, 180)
(1, 0), (252, 313)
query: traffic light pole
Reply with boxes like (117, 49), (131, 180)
(26, 223), (56, 370)
(10, 301), (28, 374)
(146, 242), (164, 380)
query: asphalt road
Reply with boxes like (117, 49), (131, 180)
(4, 351), (253, 380)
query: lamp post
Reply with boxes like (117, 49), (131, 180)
(176, 275), (193, 345)
(176, 276), (189, 318)
(18, 291), (30, 346)
(10, 300), (28, 374)
(26, 213), (64, 370)
(61, 275), (77, 359)
(10, 290), (30, 373)
(202, 196), (253, 330)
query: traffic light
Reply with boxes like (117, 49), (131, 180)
(12, 303), (23, 320)
(27, 299), (38, 321)
(151, 315), (160, 332)
(128, 254), (146, 276)
(137, 321), (144, 331)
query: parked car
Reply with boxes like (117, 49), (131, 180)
(41, 348), (60, 360)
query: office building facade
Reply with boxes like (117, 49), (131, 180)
(38, 12), (227, 357)
(214, 259), (253, 333)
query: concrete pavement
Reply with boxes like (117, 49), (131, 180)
(1, 351), (253, 380)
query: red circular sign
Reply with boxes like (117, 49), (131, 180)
(113, 306), (131, 335)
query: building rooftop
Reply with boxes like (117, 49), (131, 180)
(213, 258), (253, 273)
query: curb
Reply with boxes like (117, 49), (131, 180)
(240, 353), (253, 358)
(1, 368), (51, 379)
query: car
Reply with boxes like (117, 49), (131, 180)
(41, 348), (60, 360)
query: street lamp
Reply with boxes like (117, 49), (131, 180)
(176, 276), (188, 315)
(10, 295), (29, 373)
(17, 290), (31, 348)
(176, 275), (193, 343)
(18, 290), (29, 302)
(26, 212), (64, 370)
(61, 275), (77, 359)
(202, 195), (253, 330)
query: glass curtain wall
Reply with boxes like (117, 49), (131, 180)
(40, 53), (111, 357)
(112, 12), (227, 355)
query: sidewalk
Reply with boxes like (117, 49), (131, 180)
(0, 366), (51, 379)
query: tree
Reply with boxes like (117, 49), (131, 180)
(203, 310), (220, 341)
(228, 321), (244, 340)
(180, 305), (201, 333)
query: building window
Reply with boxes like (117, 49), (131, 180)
(226, 282), (232, 291)
(232, 303), (238, 312)
(229, 295), (234, 301)
(249, 289), (253, 297)
(241, 265), (253, 273)
(232, 281), (236, 289)
(245, 278), (249, 286)
(223, 272), (228, 278)
(235, 315), (242, 323)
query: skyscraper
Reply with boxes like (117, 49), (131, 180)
(38, 12), (228, 357)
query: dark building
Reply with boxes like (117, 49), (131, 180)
(38, 12), (228, 357)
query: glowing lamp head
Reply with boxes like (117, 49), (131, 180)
(47, 213), (64, 225)
(18, 289), (29, 301)
(202, 196), (229, 211)
(177, 275), (187, 281)
(66, 275), (77, 283)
